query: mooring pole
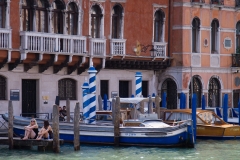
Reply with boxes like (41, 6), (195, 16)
(8, 100), (13, 150)
(112, 98), (116, 123)
(238, 101), (240, 126)
(148, 96), (153, 114)
(52, 104), (59, 153)
(155, 95), (160, 119)
(114, 97), (120, 146)
(66, 98), (70, 122)
(74, 102), (80, 151)
(98, 95), (103, 111)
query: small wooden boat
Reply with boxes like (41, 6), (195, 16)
(2, 113), (194, 147)
(161, 109), (240, 139)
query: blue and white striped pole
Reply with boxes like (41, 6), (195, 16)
(88, 66), (97, 124)
(135, 72), (142, 97)
(82, 78), (89, 123)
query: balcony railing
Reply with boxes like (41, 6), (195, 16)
(152, 42), (167, 58)
(191, 0), (205, 3)
(89, 38), (106, 56)
(211, 0), (224, 5)
(232, 54), (240, 67)
(0, 28), (11, 49)
(20, 31), (87, 55)
(110, 39), (126, 56)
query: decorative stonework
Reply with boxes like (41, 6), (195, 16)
(203, 38), (208, 47)
(191, 54), (201, 67)
(210, 54), (220, 67)
(223, 37), (232, 50)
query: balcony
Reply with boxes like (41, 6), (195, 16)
(232, 54), (240, 67)
(191, 0), (205, 3)
(0, 28), (11, 49)
(89, 38), (106, 56)
(152, 42), (167, 58)
(20, 31), (87, 55)
(110, 39), (126, 56)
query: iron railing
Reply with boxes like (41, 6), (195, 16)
(20, 113), (49, 120)
(232, 53), (240, 67)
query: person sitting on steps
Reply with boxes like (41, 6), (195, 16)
(36, 120), (53, 140)
(22, 118), (38, 140)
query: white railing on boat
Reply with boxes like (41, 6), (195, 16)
(152, 42), (167, 58)
(20, 31), (87, 55)
(0, 28), (11, 49)
(110, 39), (126, 56)
(89, 38), (106, 56)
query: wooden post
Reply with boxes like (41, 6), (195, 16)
(112, 98), (116, 123)
(66, 98), (70, 122)
(8, 100), (13, 150)
(74, 102), (80, 151)
(140, 101), (144, 114)
(98, 95), (103, 111)
(114, 97), (120, 146)
(148, 96), (153, 114)
(155, 95), (160, 119)
(52, 105), (59, 153)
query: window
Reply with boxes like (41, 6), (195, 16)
(211, 19), (219, 53)
(100, 80), (109, 99)
(52, 0), (65, 34)
(35, 0), (49, 32)
(91, 5), (102, 38)
(192, 18), (200, 53)
(58, 78), (76, 100)
(22, 0), (34, 31)
(208, 77), (220, 107)
(142, 81), (148, 97)
(236, 22), (240, 53)
(154, 9), (165, 42)
(0, 0), (5, 28)
(0, 75), (6, 100)
(119, 81), (129, 98)
(66, 2), (78, 35)
(189, 76), (202, 108)
(112, 4), (123, 39)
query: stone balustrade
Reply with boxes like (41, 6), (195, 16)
(110, 39), (126, 56)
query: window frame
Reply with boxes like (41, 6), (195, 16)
(58, 78), (77, 100)
(192, 18), (200, 53)
(52, 0), (65, 34)
(91, 4), (103, 38)
(35, 0), (49, 32)
(0, 0), (6, 28)
(66, 2), (78, 35)
(111, 4), (123, 39)
(22, 0), (34, 31)
(211, 19), (219, 54)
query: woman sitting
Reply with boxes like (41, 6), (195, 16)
(22, 119), (38, 140)
(36, 120), (53, 140)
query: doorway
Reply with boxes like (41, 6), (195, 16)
(22, 79), (37, 117)
(119, 81), (129, 98)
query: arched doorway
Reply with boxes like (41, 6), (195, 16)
(208, 77), (221, 107)
(161, 78), (177, 109)
(189, 76), (202, 108)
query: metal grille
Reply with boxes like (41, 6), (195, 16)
(58, 78), (76, 100)
(161, 78), (177, 109)
(22, 80), (36, 117)
(208, 78), (220, 107)
(189, 76), (202, 108)
(142, 81), (148, 97)
(0, 75), (6, 100)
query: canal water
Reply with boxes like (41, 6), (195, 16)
(0, 140), (240, 160)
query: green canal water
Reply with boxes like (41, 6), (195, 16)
(0, 140), (240, 160)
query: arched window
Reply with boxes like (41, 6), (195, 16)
(208, 77), (221, 107)
(66, 2), (78, 35)
(236, 21), (240, 53)
(52, 0), (65, 34)
(0, 75), (6, 100)
(211, 19), (219, 54)
(35, 0), (49, 32)
(192, 18), (200, 53)
(22, 0), (34, 31)
(154, 9), (165, 42)
(91, 5), (102, 38)
(112, 4), (123, 39)
(0, 0), (6, 28)
(189, 76), (202, 108)
(161, 78), (177, 109)
(58, 78), (76, 100)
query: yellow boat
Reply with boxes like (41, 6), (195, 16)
(160, 109), (240, 139)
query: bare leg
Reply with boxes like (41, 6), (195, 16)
(29, 130), (36, 139)
(23, 129), (30, 140)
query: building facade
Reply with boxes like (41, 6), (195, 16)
(0, 0), (170, 115)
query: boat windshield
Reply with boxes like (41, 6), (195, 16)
(141, 121), (170, 128)
(165, 112), (191, 121)
(198, 112), (223, 124)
